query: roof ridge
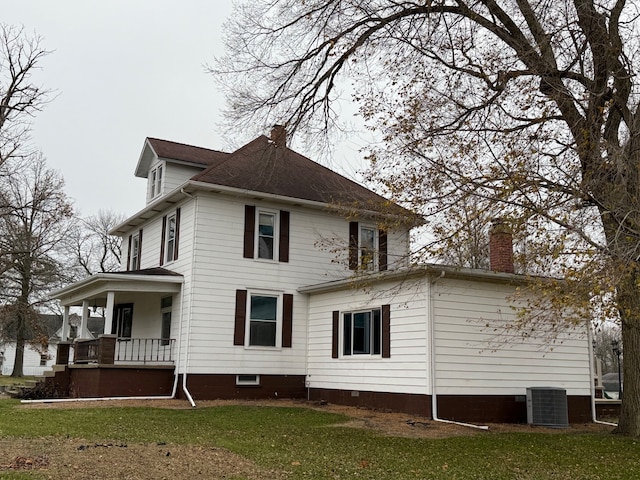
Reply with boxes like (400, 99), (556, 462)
(147, 137), (228, 155)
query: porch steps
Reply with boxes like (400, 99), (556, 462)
(42, 364), (66, 378)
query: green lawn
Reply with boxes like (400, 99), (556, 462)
(0, 376), (34, 387)
(0, 398), (638, 479)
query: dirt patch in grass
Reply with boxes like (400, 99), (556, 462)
(0, 436), (284, 480)
(2, 396), (614, 479)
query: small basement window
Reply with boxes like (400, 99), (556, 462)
(236, 374), (260, 386)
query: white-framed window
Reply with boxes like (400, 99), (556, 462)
(245, 291), (282, 348)
(342, 308), (382, 356)
(161, 296), (172, 346)
(150, 164), (163, 199)
(165, 213), (177, 263)
(234, 290), (293, 349)
(243, 206), (289, 262)
(256, 210), (277, 260)
(359, 225), (377, 271)
(247, 291), (282, 348)
(131, 232), (140, 270)
(236, 374), (260, 386)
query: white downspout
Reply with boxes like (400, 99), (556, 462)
(180, 189), (196, 407)
(427, 271), (489, 430)
(587, 324), (617, 427)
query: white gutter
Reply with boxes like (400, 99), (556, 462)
(587, 325), (618, 427)
(427, 271), (489, 431)
(111, 179), (421, 237)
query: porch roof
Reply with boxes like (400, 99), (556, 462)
(50, 268), (183, 307)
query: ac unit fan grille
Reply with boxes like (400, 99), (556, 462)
(526, 387), (568, 428)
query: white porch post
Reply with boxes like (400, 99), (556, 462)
(81, 300), (89, 338)
(61, 305), (70, 341)
(104, 291), (115, 335)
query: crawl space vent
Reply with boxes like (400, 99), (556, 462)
(526, 387), (568, 428)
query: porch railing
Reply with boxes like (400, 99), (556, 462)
(74, 339), (100, 363)
(115, 338), (175, 364)
(68, 336), (175, 365)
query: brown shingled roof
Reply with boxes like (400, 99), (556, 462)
(147, 138), (229, 167)
(191, 135), (405, 214)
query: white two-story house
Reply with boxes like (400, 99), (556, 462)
(50, 127), (594, 424)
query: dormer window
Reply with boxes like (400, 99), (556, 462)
(150, 164), (163, 199)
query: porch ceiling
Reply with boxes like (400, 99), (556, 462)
(51, 269), (183, 307)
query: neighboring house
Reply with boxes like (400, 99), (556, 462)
(0, 314), (104, 376)
(50, 127), (592, 423)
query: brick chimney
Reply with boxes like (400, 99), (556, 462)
(489, 218), (514, 274)
(270, 124), (287, 148)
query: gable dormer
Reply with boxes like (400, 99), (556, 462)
(135, 137), (229, 204)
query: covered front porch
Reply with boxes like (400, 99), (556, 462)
(47, 268), (183, 398)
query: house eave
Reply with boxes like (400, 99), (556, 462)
(50, 272), (184, 307)
(111, 179), (418, 237)
(298, 264), (529, 295)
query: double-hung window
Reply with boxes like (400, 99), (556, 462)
(160, 208), (180, 266)
(343, 309), (381, 356)
(243, 205), (290, 262)
(127, 229), (143, 271)
(249, 294), (278, 346)
(131, 233), (140, 269)
(348, 221), (388, 271)
(234, 290), (294, 348)
(359, 226), (376, 271)
(165, 213), (177, 263)
(257, 212), (276, 260)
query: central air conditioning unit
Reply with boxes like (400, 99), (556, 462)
(526, 387), (568, 428)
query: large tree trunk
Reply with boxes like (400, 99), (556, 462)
(10, 317), (25, 377)
(612, 268), (640, 436)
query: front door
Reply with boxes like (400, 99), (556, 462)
(113, 304), (133, 338)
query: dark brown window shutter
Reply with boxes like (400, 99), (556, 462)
(279, 210), (290, 263)
(382, 304), (391, 358)
(282, 293), (293, 347)
(348, 222), (358, 270)
(160, 215), (167, 266)
(126, 235), (132, 271)
(174, 208), (181, 260)
(234, 290), (247, 346)
(332, 310), (339, 358)
(379, 229), (388, 271)
(243, 205), (256, 258)
(137, 229), (143, 269)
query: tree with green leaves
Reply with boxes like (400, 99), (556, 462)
(216, 0), (640, 435)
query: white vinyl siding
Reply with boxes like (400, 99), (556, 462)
(183, 192), (412, 375)
(307, 278), (430, 395)
(431, 278), (591, 396)
(162, 163), (204, 193)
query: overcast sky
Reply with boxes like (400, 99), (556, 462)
(3, 1), (368, 219)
